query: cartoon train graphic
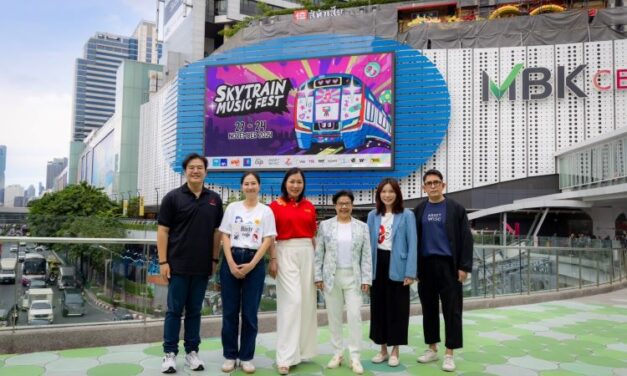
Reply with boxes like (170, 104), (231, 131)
(294, 74), (392, 150)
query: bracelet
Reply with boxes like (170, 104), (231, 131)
(159, 261), (168, 265)
(212, 258), (219, 263)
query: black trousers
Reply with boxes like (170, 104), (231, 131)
(418, 256), (463, 349)
(369, 249), (410, 346)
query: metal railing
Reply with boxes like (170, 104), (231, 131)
(1, 235), (625, 332)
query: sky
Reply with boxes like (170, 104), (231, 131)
(0, 0), (157, 191)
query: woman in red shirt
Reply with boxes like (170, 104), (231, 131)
(269, 167), (317, 375)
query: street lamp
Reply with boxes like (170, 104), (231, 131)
(154, 187), (160, 217)
(97, 245), (114, 302)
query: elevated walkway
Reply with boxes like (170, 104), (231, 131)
(1, 285), (626, 375)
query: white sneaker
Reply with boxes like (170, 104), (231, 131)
(241, 360), (255, 373)
(442, 355), (456, 372)
(222, 359), (236, 373)
(185, 351), (205, 371)
(161, 352), (177, 373)
(351, 358), (364, 374)
(327, 354), (343, 368)
(417, 348), (438, 363)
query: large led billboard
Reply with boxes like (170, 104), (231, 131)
(204, 52), (394, 171)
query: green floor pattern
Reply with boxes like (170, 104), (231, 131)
(1, 291), (626, 375)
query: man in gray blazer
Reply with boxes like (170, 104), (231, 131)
(315, 190), (372, 375)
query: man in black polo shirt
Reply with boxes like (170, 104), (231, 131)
(158, 153), (223, 373)
(414, 169), (473, 372)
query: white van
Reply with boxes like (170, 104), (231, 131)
(20, 288), (54, 310)
(57, 266), (77, 290)
(0, 258), (18, 284)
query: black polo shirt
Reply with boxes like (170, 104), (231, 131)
(158, 184), (223, 275)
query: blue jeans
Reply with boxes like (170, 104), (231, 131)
(220, 247), (266, 361)
(163, 274), (209, 355)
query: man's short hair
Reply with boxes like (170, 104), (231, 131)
(182, 153), (208, 170)
(423, 169), (443, 183)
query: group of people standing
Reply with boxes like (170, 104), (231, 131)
(157, 153), (473, 375)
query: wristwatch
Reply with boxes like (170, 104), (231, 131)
(159, 261), (168, 265)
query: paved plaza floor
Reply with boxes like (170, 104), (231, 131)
(1, 288), (626, 375)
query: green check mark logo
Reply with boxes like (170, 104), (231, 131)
(489, 63), (524, 99)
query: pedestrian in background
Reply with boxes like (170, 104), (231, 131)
(367, 178), (417, 367)
(157, 153), (223, 373)
(269, 167), (318, 375)
(414, 169), (473, 372)
(219, 172), (276, 373)
(314, 190), (372, 374)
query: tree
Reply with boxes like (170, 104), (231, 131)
(27, 182), (124, 278)
(28, 182), (120, 237)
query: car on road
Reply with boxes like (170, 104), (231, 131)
(28, 300), (54, 324)
(20, 287), (54, 310)
(24, 279), (47, 289)
(112, 308), (134, 321)
(28, 319), (52, 326)
(17, 250), (26, 262)
(61, 288), (85, 317)
(0, 305), (19, 327)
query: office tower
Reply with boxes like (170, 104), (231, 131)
(46, 158), (68, 190)
(4, 184), (24, 208)
(70, 21), (162, 142)
(0, 145), (5, 205)
(25, 185), (36, 202)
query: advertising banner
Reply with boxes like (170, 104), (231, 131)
(204, 52), (394, 171)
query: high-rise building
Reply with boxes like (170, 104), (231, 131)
(46, 158), (68, 190)
(38, 182), (44, 196)
(0, 145), (5, 205)
(25, 185), (36, 203)
(4, 184), (24, 208)
(70, 21), (162, 142)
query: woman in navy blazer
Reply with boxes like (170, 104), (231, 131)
(367, 178), (417, 367)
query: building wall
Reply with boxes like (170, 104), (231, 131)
(139, 35), (627, 208)
(78, 61), (163, 199)
(3, 184), (24, 208)
(138, 79), (184, 206)
(0, 145), (6, 204)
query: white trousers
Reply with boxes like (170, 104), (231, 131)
(324, 268), (363, 360)
(276, 238), (318, 367)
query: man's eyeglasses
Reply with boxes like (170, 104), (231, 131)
(424, 180), (442, 187)
(336, 202), (352, 207)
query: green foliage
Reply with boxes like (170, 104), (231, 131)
(221, 0), (402, 37)
(27, 182), (124, 267)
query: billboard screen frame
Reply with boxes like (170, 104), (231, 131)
(203, 52), (395, 172)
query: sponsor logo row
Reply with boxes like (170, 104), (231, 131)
(209, 155), (391, 169)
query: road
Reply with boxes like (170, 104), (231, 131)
(0, 241), (113, 327)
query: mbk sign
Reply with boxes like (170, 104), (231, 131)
(482, 64), (627, 101)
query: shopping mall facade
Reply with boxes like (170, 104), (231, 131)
(75, 2), (626, 238)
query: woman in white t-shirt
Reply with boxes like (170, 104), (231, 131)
(219, 172), (277, 374)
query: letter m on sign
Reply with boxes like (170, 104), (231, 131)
(482, 64), (524, 101)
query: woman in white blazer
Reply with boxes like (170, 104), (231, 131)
(314, 190), (372, 374)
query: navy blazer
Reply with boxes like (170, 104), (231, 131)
(367, 208), (418, 282)
(414, 197), (473, 279)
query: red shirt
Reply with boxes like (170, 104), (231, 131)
(270, 197), (317, 240)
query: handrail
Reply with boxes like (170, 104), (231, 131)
(0, 236), (156, 245)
